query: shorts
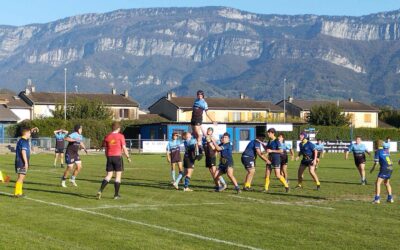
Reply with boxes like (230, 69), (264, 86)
(170, 153), (182, 164)
(65, 153), (81, 165)
(15, 165), (27, 175)
(280, 154), (288, 166)
(106, 156), (124, 172)
(378, 169), (393, 180)
(353, 153), (366, 166)
(205, 156), (217, 168)
(301, 158), (314, 167)
(190, 116), (203, 126)
(55, 148), (64, 154)
(184, 156), (195, 169)
(241, 155), (255, 169)
(267, 155), (281, 169)
(218, 163), (233, 174)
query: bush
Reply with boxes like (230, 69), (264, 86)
(309, 104), (350, 126)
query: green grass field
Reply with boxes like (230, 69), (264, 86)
(0, 152), (399, 250)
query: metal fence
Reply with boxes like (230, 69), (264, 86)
(0, 137), (91, 151)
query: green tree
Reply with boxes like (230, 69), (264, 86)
(308, 104), (350, 126)
(52, 97), (113, 120)
(378, 107), (400, 128)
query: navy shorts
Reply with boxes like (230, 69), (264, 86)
(218, 163), (233, 174)
(267, 155), (281, 169)
(354, 153), (366, 166)
(378, 169), (393, 180)
(280, 154), (288, 166)
(241, 156), (255, 169)
(65, 153), (81, 165)
(301, 158), (314, 167)
(15, 165), (27, 175)
(55, 148), (64, 154)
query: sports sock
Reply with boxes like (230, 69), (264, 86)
(264, 177), (270, 191)
(388, 195), (393, 200)
(219, 176), (226, 186)
(175, 171), (183, 184)
(61, 176), (66, 181)
(71, 175), (76, 181)
(114, 182), (121, 196)
(279, 176), (289, 188)
(171, 170), (176, 182)
(374, 195), (380, 200)
(184, 176), (190, 188)
(14, 181), (22, 196)
(316, 181), (321, 186)
(245, 182), (251, 188)
(99, 179), (109, 192)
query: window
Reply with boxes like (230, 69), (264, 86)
(240, 129), (250, 140)
(364, 114), (371, 123)
(232, 112), (241, 122)
(119, 109), (129, 119)
(252, 112), (261, 120)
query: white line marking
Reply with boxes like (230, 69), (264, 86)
(82, 202), (226, 210)
(0, 191), (264, 250)
(229, 195), (334, 210)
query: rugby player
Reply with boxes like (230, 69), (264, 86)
(177, 132), (197, 191)
(278, 133), (294, 182)
(370, 140), (394, 204)
(53, 129), (68, 168)
(61, 124), (88, 188)
(315, 138), (325, 169)
(383, 137), (391, 150)
(264, 128), (289, 193)
(241, 132), (268, 191)
(166, 132), (183, 184)
(203, 127), (227, 189)
(296, 132), (321, 190)
(97, 122), (131, 200)
(210, 132), (241, 193)
(191, 90), (216, 157)
(14, 127), (34, 197)
(345, 136), (370, 185)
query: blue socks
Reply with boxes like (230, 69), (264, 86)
(374, 195), (380, 201)
(171, 170), (176, 182)
(184, 176), (190, 188)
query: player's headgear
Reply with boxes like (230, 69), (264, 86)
(300, 132), (308, 139)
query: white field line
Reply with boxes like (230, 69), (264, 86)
(81, 202), (226, 210)
(0, 191), (264, 250)
(229, 195), (335, 210)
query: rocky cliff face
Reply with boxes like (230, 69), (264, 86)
(0, 7), (400, 108)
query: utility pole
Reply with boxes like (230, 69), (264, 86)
(283, 78), (286, 123)
(64, 68), (67, 120)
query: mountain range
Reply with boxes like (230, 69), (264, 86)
(1, 6), (400, 108)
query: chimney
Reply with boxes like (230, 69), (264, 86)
(167, 91), (176, 100)
(25, 86), (31, 95)
(239, 93), (245, 99)
(123, 90), (129, 98)
(31, 85), (36, 93)
(349, 98), (354, 102)
(288, 96), (293, 103)
(337, 100), (340, 107)
(112, 88), (116, 95)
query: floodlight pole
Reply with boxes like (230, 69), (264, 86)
(64, 68), (67, 121)
(283, 78), (286, 123)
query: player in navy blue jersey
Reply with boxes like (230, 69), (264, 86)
(370, 140), (395, 204)
(296, 132), (320, 190)
(241, 133), (269, 191)
(264, 128), (289, 193)
(203, 128), (227, 189)
(345, 136), (371, 185)
(209, 133), (240, 193)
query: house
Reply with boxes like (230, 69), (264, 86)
(276, 97), (380, 128)
(0, 93), (32, 121)
(148, 92), (284, 123)
(18, 86), (140, 120)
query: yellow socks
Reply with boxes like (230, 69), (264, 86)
(316, 181), (321, 186)
(14, 181), (23, 196)
(264, 177), (270, 191)
(245, 182), (251, 188)
(279, 176), (289, 188)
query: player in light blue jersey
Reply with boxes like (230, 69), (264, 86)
(166, 132), (183, 186)
(345, 136), (370, 185)
(370, 140), (394, 204)
(315, 139), (325, 169)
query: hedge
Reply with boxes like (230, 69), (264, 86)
(281, 125), (400, 141)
